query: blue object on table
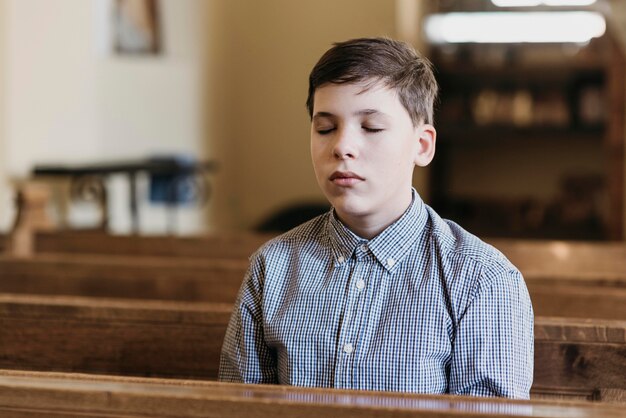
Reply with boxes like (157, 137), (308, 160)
(148, 155), (197, 205)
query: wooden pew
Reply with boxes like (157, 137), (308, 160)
(488, 239), (626, 288)
(4, 224), (626, 279)
(0, 252), (624, 320)
(7, 232), (626, 317)
(0, 293), (623, 402)
(0, 234), (7, 253)
(0, 253), (248, 303)
(0, 294), (230, 380)
(32, 230), (273, 259)
(10, 232), (626, 289)
(532, 317), (626, 402)
(528, 284), (626, 320)
(489, 239), (626, 320)
(21, 232), (626, 276)
(1, 371), (623, 418)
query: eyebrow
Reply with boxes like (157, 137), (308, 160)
(356, 109), (383, 116)
(312, 109), (388, 120)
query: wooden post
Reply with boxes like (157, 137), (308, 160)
(6, 181), (54, 257)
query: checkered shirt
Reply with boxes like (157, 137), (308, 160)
(219, 189), (534, 399)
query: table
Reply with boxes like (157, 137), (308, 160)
(33, 158), (218, 233)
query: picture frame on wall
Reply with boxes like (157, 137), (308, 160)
(113, 0), (160, 54)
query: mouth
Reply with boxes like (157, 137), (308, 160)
(329, 171), (364, 186)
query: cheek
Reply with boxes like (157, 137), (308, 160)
(377, 150), (415, 177)
(310, 145), (326, 176)
(310, 145), (321, 165)
(311, 138), (333, 162)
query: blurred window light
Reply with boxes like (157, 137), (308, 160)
(424, 12), (606, 43)
(491, 0), (597, 6)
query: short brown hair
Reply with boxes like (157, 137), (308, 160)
(306, 37), (438, 126)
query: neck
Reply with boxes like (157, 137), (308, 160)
(337, 191), (414, 240)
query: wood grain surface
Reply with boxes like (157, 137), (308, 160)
(0, 294), (623, 401)
(0, 370), (624, 418)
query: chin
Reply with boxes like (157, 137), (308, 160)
(322, 184), (372, 212)
(329, 197), (371, 219)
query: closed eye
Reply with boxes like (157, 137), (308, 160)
(363, 126), (384, 133)
(316, 127), (335, 135)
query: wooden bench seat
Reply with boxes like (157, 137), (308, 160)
(1, 370), (623, 418)
(0, 293), (623, 401)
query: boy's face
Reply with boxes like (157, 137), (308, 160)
(310, 82), (435, 236)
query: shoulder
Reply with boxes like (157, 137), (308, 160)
(244, 213), (332, 309)
(249, 212), (331, 267)
(425, 205), (524, 293)
(424, 206), (531, 322)
(427, 206), (514, 267)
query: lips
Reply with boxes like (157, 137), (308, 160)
(329, 171), (364, 186)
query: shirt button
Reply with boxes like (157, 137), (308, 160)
(337, 256), (345, 263)
(356, 279), (365, 290)
(359, 244), (367, 252)
(387, 258), (395, 267)
(343, 343), (354, 354)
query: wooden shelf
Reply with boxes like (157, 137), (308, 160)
(426, 5), (625, 240)
(436, 63), (605, 85)
(436, 125), (605, 145)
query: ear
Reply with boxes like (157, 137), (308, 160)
(414, 123), (436, 167)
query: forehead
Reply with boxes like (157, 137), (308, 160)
(312, 82), (405, 117)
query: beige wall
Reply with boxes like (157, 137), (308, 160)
(0, 0), (208, 234)
(0, 0), (7, 230)
(4, 0), (100, 176)
(207, 0), (404, 230)
(0, 0), (433, 234)
(96, 0), (208, 234)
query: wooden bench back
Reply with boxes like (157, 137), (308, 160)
(0, 293), (623, 401)
(533, 317), (626, 401)
(527, 284), (626, 320)
(0, 254), (248, 303)
(1, 370), (623, 418)
(23, 233), (626, 280)
(489, 239), (626, 287)
(0, 294), (230, 380)
(10, 233), (626, 287)
(33, 230), (274, 259)
(1, 253), (624, 320)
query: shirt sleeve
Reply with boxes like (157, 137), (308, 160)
(448, 268), (534, 399)
(218, 255), (278, 383)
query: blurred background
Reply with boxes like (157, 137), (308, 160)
(1, 0), (625, 240)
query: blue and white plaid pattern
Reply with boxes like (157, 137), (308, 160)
(219, 189), (534, 399)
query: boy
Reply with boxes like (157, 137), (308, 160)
(219, 37), (533, 399)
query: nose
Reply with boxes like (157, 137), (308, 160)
(333, 127), (358, 160)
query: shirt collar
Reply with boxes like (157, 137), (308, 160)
(327, 188), (428, 272)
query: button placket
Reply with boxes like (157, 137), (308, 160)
(333, 255), (363, 386)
